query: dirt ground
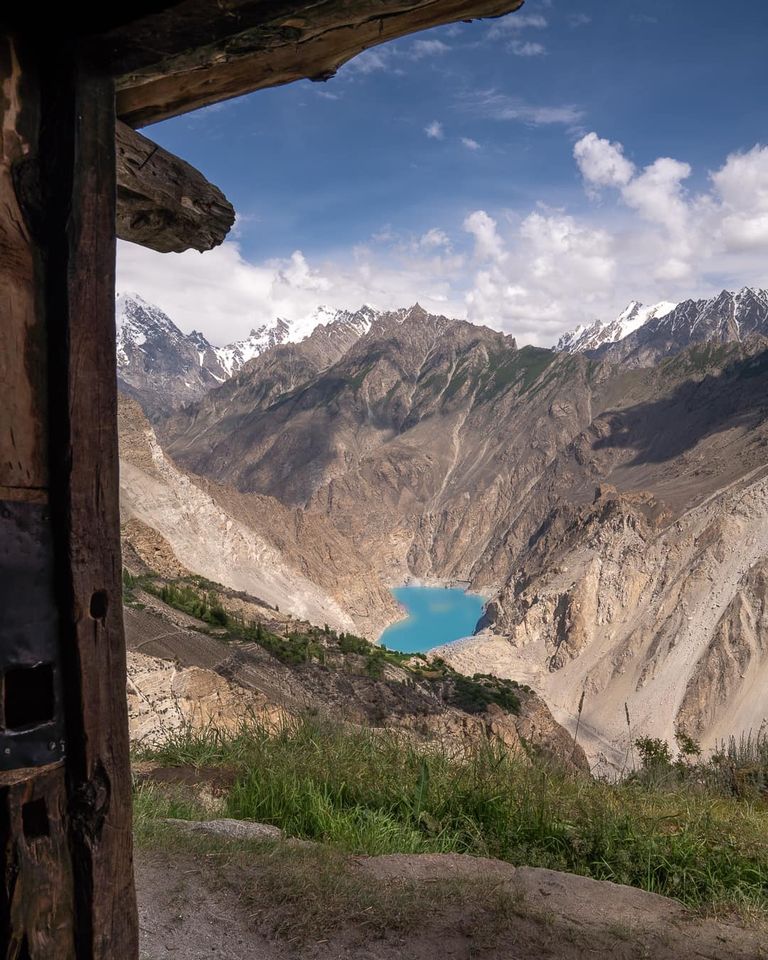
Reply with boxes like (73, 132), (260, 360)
(136, 843), (767, 960)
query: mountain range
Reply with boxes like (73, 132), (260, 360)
(116, 292), (378, 420)
(116, 286), (768, 766)
(556, 300), (678, 353)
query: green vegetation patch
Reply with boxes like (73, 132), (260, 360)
(449, 672), (522, 715)
(442, 367), (469, 401)
(345, 363), (374, 392)
(418, 371), (448, 396)
(136, 717), (768, 917)
(476, 346), (557, 403)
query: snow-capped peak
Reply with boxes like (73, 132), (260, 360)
(556, 299), (678, 353)
(214, 318), (292, 376)
(115, 292), (189, 366)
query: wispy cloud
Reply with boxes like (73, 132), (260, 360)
(568, 13), (592, 27)
(461, 137), (481, 150)
(343, 48), (391, 75)
(510, 40), (546, 57)
(463, 90), (584, 126)
(487, 13), (548, 38)
(425, 120), (445, 140)
(409, 39), (450, 59)
(315, 89), (341, 100)
(342, 36), (449, 77)
(418, 227), (452, 250)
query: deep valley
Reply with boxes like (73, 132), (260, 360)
(118, 288), (768, 766)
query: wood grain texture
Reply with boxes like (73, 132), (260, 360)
(0, 36), (47, 493)
(116, 120), (235, 252)
(39, 56), (138, 959)
(108, 0), (524, 126)
(0, 764), (76, 960)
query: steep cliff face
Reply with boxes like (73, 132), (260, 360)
(118, 394), (398, 638)
(439, 475), (768, 760)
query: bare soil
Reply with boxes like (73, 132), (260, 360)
(136, 844), (767, 960)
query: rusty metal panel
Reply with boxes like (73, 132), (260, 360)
(0, 501), (65, 769)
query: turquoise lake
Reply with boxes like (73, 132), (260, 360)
(379, 586), (485, 654)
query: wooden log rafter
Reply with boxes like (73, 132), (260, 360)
(116, 120), (235, 253)
(102, 0), (525, 127)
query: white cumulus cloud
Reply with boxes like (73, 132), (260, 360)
(574, 132), (635, 188)
(464, 210), (507, 263)
(710, 144), (768, 250)
(119, 135), (768, 351)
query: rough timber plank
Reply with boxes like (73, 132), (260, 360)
(0, 36), (47, 493)
(108, 0), (524, 126)
(116, 120), (235, 252)
(39, 56), (138, 959)
(0, 765), (76, 960)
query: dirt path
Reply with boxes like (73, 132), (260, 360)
(136, 845), (766, 960)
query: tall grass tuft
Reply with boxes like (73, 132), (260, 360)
(135, 716), (768, 916)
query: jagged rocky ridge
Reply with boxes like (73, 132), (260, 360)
(116, 292), (378, 420)
(123, 289), (768, 762)
(558, 287), (768, 366)
(556, 300), (678, 353)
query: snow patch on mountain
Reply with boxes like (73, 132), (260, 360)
(556, 300), (678, 353)
(116, 292), (183, 364)
(116, 293), (385, 396)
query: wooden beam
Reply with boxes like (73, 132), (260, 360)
(0, 766), (76, 959)
(107, 0), (525, 127)
(0, 33), (138, 958)
(41, 56), (138, 959)
(116, 120), (235, 253)
(0, 36), (48, 494)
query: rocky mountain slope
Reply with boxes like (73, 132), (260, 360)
(116, 292), (379, 420)
(152, 291), (768, 761)
(118, 393), (398, 637)
(117, 293), (231, 420)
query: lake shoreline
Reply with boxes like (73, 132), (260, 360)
(378, 584), (487, 654)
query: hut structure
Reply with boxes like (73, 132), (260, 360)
(0, 1), (523, 956)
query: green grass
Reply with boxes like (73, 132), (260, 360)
(135, 716), (768, 916)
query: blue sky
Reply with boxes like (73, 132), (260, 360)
(118, 0), (768, 345)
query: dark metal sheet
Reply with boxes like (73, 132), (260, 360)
(0, 500), (66, 769)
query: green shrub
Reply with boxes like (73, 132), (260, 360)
(449, 674), (521, 715)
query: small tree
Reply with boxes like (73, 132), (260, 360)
(635, 736), (673, 770)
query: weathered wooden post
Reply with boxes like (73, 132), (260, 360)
(0, 33), (137, 959)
